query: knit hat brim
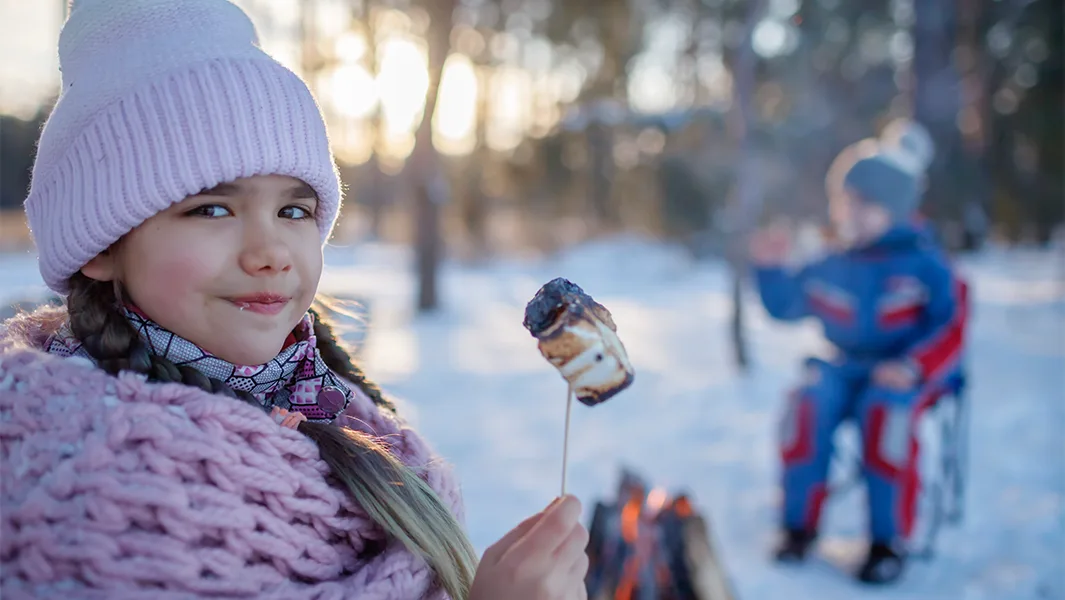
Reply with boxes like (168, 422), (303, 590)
(27, 57), (340, 293)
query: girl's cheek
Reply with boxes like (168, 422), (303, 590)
(128, 253), (214, 310)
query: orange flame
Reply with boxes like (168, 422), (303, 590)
(614, 486), (693, 599)
(620, 495), (642, 543)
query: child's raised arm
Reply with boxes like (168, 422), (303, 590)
(750, 226), (814, 321)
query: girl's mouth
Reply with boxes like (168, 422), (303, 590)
(227, 293), (291, 315)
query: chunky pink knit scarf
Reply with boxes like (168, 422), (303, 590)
(0, 308), (464, 600)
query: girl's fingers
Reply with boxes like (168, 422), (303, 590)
(566, 553), (590, 600)
(482, 510), (546, 564)
(558, 548), (589, 600)
(508, 495), (582, 561)
(553, 522), (590, 564)
(555, 521), (590, 594)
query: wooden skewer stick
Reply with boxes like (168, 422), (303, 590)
(561, 385), (574, 497)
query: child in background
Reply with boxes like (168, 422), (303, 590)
(750, 146), (962, 584)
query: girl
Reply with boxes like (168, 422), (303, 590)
(0, 0), (588, 598)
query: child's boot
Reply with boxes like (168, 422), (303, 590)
(857, 541), (906, 584)
(773, 528), (816, 563)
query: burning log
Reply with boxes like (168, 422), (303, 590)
(586, 470), (737, 600)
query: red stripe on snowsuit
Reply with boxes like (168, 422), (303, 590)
(806, 284), (855, 325)
(782, 396), (814, 465)
(907, 278), (968, 383)
(863, 386), (940, 540)
(899, 388), (940, 538)
(804, 483), (828, 532)
(809, 295), (855, 324)
(781, 395), (829, 531)
(878, 303), (922, 328)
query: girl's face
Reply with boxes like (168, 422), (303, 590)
(82, 175), (324, 366)
(830, 188), (892, 247)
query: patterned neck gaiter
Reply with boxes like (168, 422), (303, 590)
(47, 308), (353, 422)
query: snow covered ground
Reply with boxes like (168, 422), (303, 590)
(2, 237), (1062, 599)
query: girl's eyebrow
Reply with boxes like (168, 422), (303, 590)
(287, 182), (318, 200)
(197, 182), (241, 196)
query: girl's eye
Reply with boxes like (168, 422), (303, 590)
(186, 204), (231, 218)
(279, 205), (314, 220)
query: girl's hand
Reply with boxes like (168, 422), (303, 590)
(749, 225), (793, 266)
(470, 495), (590, 600)
(270, 407), (308, 429)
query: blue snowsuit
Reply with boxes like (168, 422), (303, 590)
(755, 224), (963, 543)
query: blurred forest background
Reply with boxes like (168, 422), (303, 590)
(2, 0), (1062, 285)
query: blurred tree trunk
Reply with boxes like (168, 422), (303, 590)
(955, 0), (991, 250)
(725, 0), (766, 372)
(411, 0), (457, 311)
(462, 33), (494, 259)
(586, 114), (617, 228)
(913, 0), (965, 237)
(589, 3), (632, 228)
(570, 0), (636, 230)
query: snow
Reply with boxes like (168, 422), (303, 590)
(2, 237), (1063, 599)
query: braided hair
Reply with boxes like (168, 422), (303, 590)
(66, 272), (477, 599)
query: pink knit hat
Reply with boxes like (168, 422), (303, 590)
(25, 0), (342, 293)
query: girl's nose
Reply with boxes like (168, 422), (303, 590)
(239, 229), (294, 276)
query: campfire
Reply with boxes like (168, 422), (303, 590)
(585, 471), (736, 600)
